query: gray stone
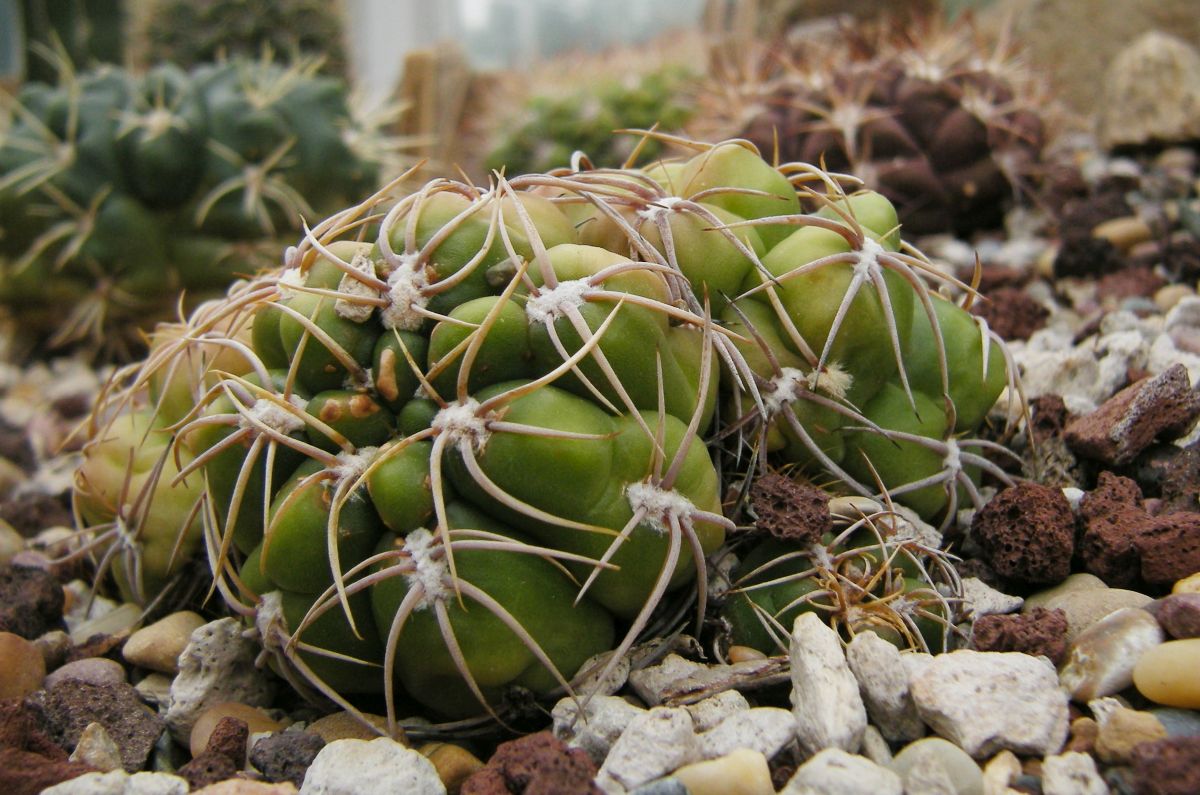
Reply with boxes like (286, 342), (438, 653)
(960, 577), (1023, 619)
(780, 748), (902, 795)
(1037, 586), (1154, 643)
(909, 651), (1069, 758)
(1099, 32), (1200, 149)
(1042, 751), (1108, 795)
(684, 690), (748, 733)
(696, 707), (795, 761)
(45, 657), (127, 690)
(596, 707), (698, 792)
(845, 631), (923, 742)
(41, 770), (189, 795)
(165, 618), (274, 741)
(890, 737), (983, 795)
(552, 694), (646, 765)
(1151, 707), (1200, 738)
(300, 738), (445, 795)
(789, 613), (867, 756)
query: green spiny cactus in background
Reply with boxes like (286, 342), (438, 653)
(17, 0), (125, 84)
(75, 135), (1020, 729)
(485, 67), (695, 176)
(0, 54), (400, 356)
(695, 14), (1051, 235)
(140, 0), (348, 77)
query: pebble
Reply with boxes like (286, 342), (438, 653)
(190, 703), (283, 759)
(165, 618), (275, 741)
(1155, 593), (1200, 638)
(124, 611), (207, 674)
(695, 707), (795, 761)
(135, 673), (174, 708)
(595, 707), (698, 792)
(0, 520), (23, 564)
(1133, 638), (1200, 708)
(845, 631), (923, 743)
(194, 782), (299, 794)
(1095, 707), (1168, 764)
(889, 737), (983, 795)
(1174, 572), (1200, 594)
(1036, 586), (1155, 643)
(552, 694), (645, 765)
(1094, 216), (1154, 252)
(781, 748), (902, 795)
(251, 730), (327, 788)
(1041, 751), (1108, 795)
(981, 749), (1021, 793)
(42, 770), (189, 794)
(909, 651), (1069, 758)
(45, 656), (128, 690)
(1156, 284), (1195, 313)
(789, 613), (867, 755)
(69, 602), (142, 645)
(299, 737), (444, 795)
(34, 629), (73, 670)
(69, 721), (124, 773)
(960, 577), (1023, 618)
(0, 631), (45, 698)
(1059, 607), (1164, 700)
(305, 711), (395, 744)
(418, 743), (483, 794)
(685, 690), (748, 733)
(1024, 573), (1107, 610)
(672, 748), (773, 795)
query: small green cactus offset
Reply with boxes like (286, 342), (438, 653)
(0, 54), (394, 354)
(77, 134), (1019, 728)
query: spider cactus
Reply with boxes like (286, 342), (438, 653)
(76, 136), (1019, 727)
(0, 54), (398, 355)
(695, 15), (1051, 235)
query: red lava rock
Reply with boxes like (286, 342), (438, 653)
(1096, 266), (1168, 303)
(971, 286), (1049, 341)
(1130, 736), (1200, 795)
(1065, 364), (1200, 467)
(1146, 440), (1200, 514)
(1078, 472), (1152, 587)
(1135, 512), (1200, 586)
(0, 699), (67, 758)
(971, 607), (1070, 665)
(0, 747), (94, 795)
(0, 494), (74, 539)
(177, 752), (239, 790)
(36, 680), (165, 773)
(204, 716), (249, 766)
(1153, 593), (1200, 639)
(249, 730), (326, 787)
(971, 483), (1076, 585)
(748, 471), (831, 543)
(0, 564), (65, 640)
(1028, 395), (1071, 443)
(460, 731), (600, 795)
(1053, 235), (1125, 279)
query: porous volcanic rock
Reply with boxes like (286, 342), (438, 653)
(1135, 512), (1200, 586)
(461, 731), (600, 795)
(0, 564), (64, 639)
(971, 483), (1076, 585)
(1078, 472), (1151, 586)
(971, 607), (1069, 665)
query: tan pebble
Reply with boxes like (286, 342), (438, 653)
(981, 749), (1021, 792)
(419, 742), (484, 792)
(190, 702), (283, 759)
(1093, 216), (1153, 252)
(1133, 638), (1200, 708)
(69, 602), (142, 644)
(307, 711), (402, 744)
(1094, 707), (1167, 764)
(1156, 284), (1195, 312)
(1036, 244), (1058, 279)
(1173, 572), (1200, 595)
(1059, 607), (1164, 701)
(1038, 587), (1153, 643)
(69, 722), (123, 772)
(192, 781), (298, 794)
(726, 645), (768, 664)
(673, 748), (773, 795)
(0, 632), (45, 699)
(124, 611), (206, 674)
(1023, 573), (1107, 612)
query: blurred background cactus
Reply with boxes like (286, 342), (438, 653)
(0, 53), (401, 357)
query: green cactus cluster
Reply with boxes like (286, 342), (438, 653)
(75, 136), (1016, 727)
(140, 0), (348, 77)
(0, 54), (394, 354)
(485, 67), (695, 176)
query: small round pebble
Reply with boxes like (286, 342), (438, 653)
(0, 519), (24, 564)
(419, 742), (483, 793)
(1038, 587), (1154, 643)
(302, 737), (444, 795)
(673, 748), (773, 795)
(44, 656), (127, 690)
(124, 610), (207, 674)
(1173, 572), (1200, 595)
(890, 737), (984, 795)
(1133, 638), (1200, 708)
(190, 703), (283, 759)
(0, 631), (45, 698)
(306, 711), (398, 744)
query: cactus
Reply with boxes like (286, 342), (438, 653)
(139, 0), (348, 77)
(76, 135), (1021, 727)
(0, 54), (398, 356)
(695, 15), (1051, 235)
(485, 66), (695, 175)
